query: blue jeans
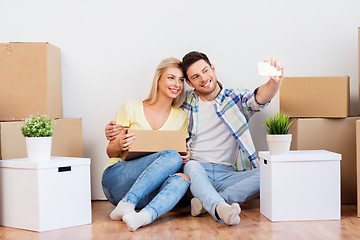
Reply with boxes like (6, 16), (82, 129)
(102, 150), (189, 222)
(183, 160), (260, 220)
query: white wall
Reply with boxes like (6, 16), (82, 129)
(1, 0), (359, 199)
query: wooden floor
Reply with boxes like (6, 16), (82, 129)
(1, 199), (360, 240)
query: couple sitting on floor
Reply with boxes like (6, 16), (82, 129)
(102, 51), (284, 231)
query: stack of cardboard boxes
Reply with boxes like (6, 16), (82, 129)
(0, 42), (83, 159)
(280, 75), (358, 206)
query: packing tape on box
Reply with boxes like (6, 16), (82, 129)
(2, 43), (14, 54)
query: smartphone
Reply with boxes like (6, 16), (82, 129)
(258, 62), (282, 76)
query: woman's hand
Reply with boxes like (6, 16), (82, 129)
(115, 128), (136, 152)
(181, 148), (191, 165)
(105, 121), (122, 141)
(106, 127), (136, 158)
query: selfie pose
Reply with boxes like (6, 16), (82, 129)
(181, 51), (284, 225)
(106, 52), (284, 226)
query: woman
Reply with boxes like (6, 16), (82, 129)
(102, 57), (190, 232)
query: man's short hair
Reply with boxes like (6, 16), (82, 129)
(182, 51), (212, 80)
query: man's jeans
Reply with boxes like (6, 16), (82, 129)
(102, 150), (189, 222)
(184, 160), (260, 220)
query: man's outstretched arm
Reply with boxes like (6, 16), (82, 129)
(255, 58), (284, 105)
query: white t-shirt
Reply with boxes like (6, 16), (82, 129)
(190, 98), (239, 167)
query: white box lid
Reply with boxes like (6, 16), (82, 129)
(258, 150), (341, 162)
(0, 156), (90, 169)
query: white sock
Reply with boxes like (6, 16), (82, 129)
(123, 210), (152, 232)
(216, 202), (241, 225)
(191, 198), (207, 217)
(110, 201), (135, 221)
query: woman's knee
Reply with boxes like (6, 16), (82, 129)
(160, 150), (182, 165)
(163, 149), (181, 159)
(174, 173), (190, 182)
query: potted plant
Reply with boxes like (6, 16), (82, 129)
(264, 112), (293, 155)
(21, 114), (55, 161)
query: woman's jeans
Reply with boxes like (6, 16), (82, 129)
(102, 150), (189, 222)
(184, 160), (260, 221)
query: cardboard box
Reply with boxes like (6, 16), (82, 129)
(0, 118), (83, 159)
(259, 150), (341, 222)
(121, 130), (187, 161)
(280, 76), (349, 118)
(289, 116), (360, 204)
(0, 42), (62, 121)
(0, 157), (91, 231)
(356, 120), (360, 216)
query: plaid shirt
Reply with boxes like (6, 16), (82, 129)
(181, 84), (269, 171)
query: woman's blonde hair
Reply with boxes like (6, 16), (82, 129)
(144, 57), (185, 108)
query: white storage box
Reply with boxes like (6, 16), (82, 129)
(259, 150), (341, 222)
(0, 157), (91, 232)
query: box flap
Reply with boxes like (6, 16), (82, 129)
(259, 150), (341, 162)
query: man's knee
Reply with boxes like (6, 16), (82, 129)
(184, 161), (205, 182)
(174, 173), (190, 182)
(184, 160), (201, 173)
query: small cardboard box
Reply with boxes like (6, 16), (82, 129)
(259, 150), (341, 222)
(0, 118), (83, 159)
(289, 116), (360, 204)
(0, 157), (91, 231)
(121, 130), (187, 161)
(0, 42), (62, 121)
(280, 76), (349, 118)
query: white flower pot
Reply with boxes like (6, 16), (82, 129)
(266, 134), (292, 155)
(25, 137), (52, 161)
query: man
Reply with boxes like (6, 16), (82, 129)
(179, 51), (283, 226)
(105, 51), (284, 226)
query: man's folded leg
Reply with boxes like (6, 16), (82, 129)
(184, 161), (227, 221)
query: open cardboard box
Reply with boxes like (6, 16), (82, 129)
(121, 130), (187, 161)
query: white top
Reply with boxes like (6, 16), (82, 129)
(190, 98), (239, 166)
(258, 150), (341, 162)
(0, 157), (91, 169)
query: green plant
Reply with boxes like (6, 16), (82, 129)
(264, 112), (293, 135)
(21, 114), (55, 137)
